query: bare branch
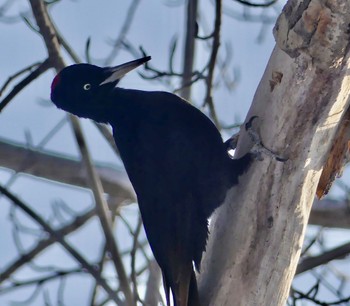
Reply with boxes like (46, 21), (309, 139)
(130, 216), (143, 304)
(0, 268), (84, 294)
(0, 59), (51, 113)
(0, 138), (135, 201)
(29, 1), (62, 67)
(94, 123), (121, 156)
(309, 198), (350, 229)
(0, 184), (122, 304)
(0, 206), (96, 284)
(56, 28), (81, 64)
(104, 0), (141, 65)
(69, 117), (135, 306)
(199, 1), (350, 304)
(85, 37), (92, 63)
(292, 287), (350, 305)
(28, 1), (135, 304)
(180, 0), (198, 100)
(203, 0), (222, 127)
(0, 61), (41, 96)
(297, 242), (350, 275)
(144, 260), (162, 306)
(233, 0), (278, 8)
(222, 1), (277, 24)
(89, 205), (120, 306)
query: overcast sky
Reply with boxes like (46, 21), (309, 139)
(0, 1), (349, 305)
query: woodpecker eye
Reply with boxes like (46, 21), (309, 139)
(83, 83), (91, 90)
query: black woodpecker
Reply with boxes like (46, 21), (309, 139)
(50, 56), (252, 306)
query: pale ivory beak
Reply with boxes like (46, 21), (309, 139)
(100, 56), (151, 85)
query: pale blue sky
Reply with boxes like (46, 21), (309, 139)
(1, 1), (348, 305)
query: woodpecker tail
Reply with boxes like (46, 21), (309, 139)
(163, 266), (201, 306)
(175, 268), (201, 306)
(188, 269), (201, 306)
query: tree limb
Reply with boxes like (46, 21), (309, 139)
(2, 137), (349, 230)
(296, 241), (350, 275)
(0, 206), (96, 284)
(203, 0), (222, 127)
(104, 0), (141, 65)
(28, 1), (135, 304)
(199, 1), (350, 305)
(69, 117), (135, 306)
(233, 0), (278, 8)
(0, 59), (51, 113)
(0, 61), (41, 96)
(310, 198), (350, 229)
(0, 184), (122, 304)
(144, 260), (162, 306)
(0, 138), (135, 201)
(180, 0), (198, 100)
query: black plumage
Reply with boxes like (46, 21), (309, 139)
(50, 56), (251, 306)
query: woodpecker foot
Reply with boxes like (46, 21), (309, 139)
(245, 116), (287, 162)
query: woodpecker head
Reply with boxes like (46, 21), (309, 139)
(50, 56), (151, 121)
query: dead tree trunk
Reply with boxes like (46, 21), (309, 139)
(198, 0), (350, 305)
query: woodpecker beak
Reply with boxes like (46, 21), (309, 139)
(100, 56), (151, 85)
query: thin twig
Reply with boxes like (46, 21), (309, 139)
(222, 4), (277, 24)
(169, 35), (178, 73)
(292, 287), (350, 305)
(0, 59), (51, 113)
(119, 213), (150, 261)
(300, 229), (324, 257)
(203, 0), (222, 127)
(144, 260), (162, 306)
(0, 206), (96, 284)
(89, 245), (108, 306)
(49, 18), (122, 157)
(0, 184), (122, 304)
(28, 1), (134, 304)
(180, 0), (198, 100)
(0, 61), (41, 96)
(131, 216), (143, 304)
(69, 117), (135, 305)
(89, 204), (120, 306)
(56, 30), (81, 63)
(95, 123), (120, 155)
(297, 242), (350, 275)
(0, 268), (84, 294)
(233, 0), (278, 8)
(104, 0), (141, 65)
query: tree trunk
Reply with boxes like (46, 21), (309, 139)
(198, 0), (350, 305)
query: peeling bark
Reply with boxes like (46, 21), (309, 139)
(198, 1), (350, 305)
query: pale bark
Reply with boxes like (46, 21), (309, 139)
(198, 0), (350, 305)
(1, 1), (350, 304)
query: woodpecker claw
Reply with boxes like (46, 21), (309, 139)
(245, 116), (287, 162)
(245, 115), (259, 130)
(224, 133), (239, 151)
(245, 116), (261, 147)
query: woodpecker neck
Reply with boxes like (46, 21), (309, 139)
(106, 87), (148, 126)
(82, 88), (132, 124)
